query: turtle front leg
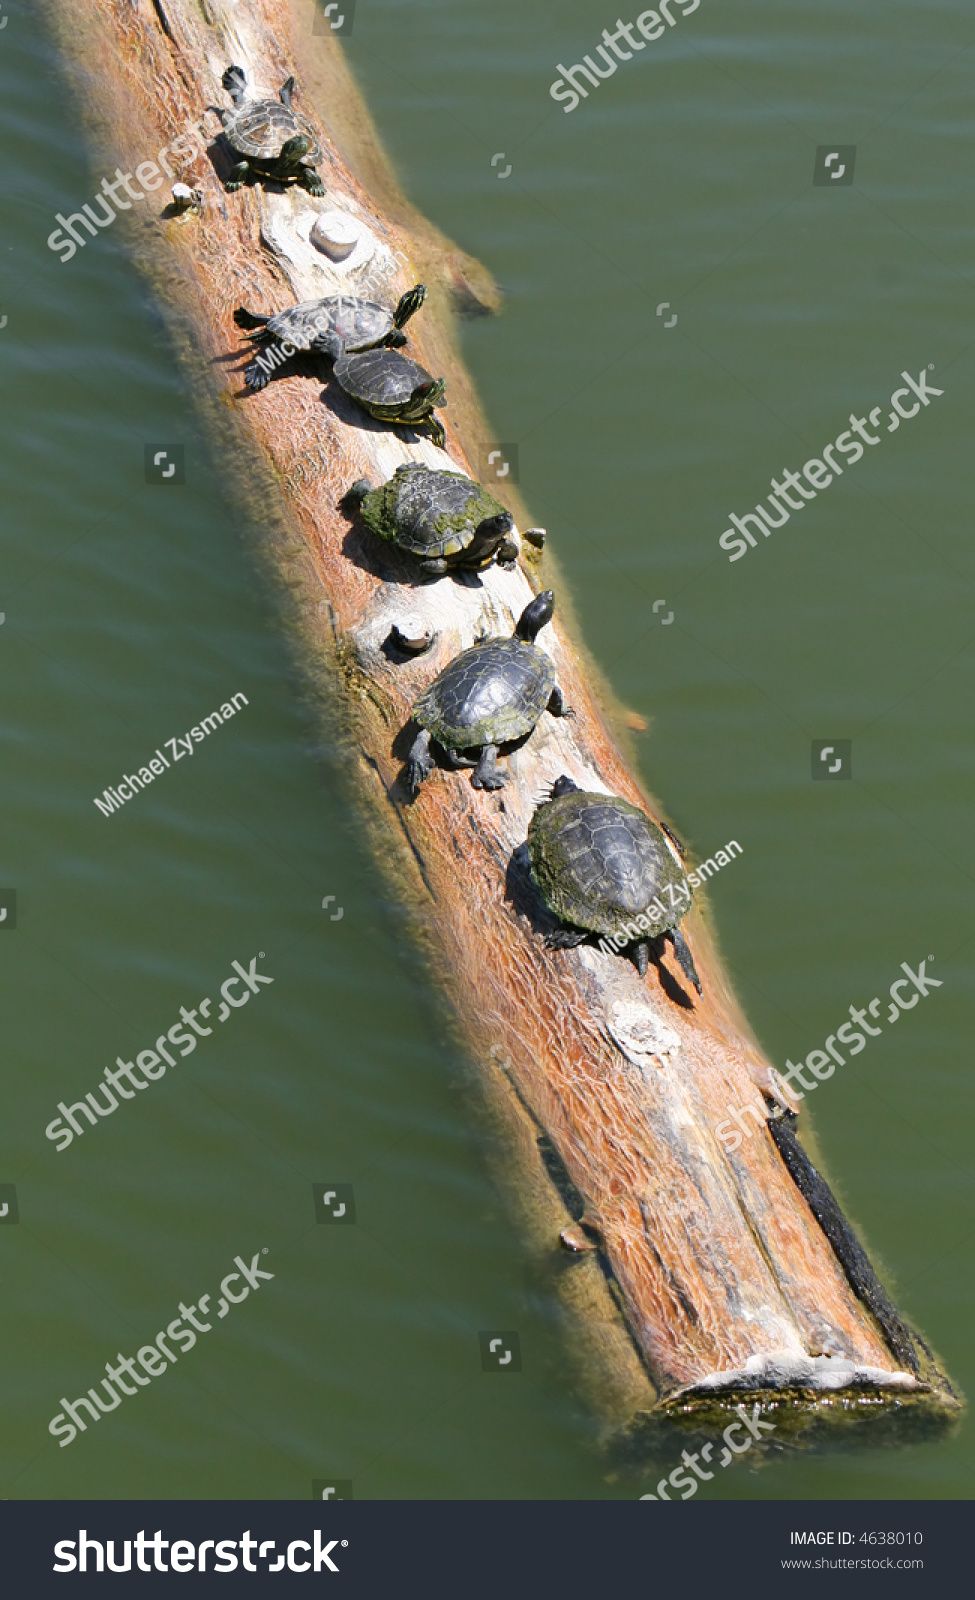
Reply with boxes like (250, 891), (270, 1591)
(545, 927), (588, 951)
(427, 415), (446, 450)
(311, 329), (343, 361)
(471, 744), (508, 791)
(631, 939), (651, 977)
(298, 165), (326, 196)
(668, 928), (702, 995)
(225, 160), (252, 192)
(547, 685), (575, 719)
(406, 729), (436, 795)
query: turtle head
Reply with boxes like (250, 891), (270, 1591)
(466, 509), (515, 568)
(393, 284), (428, 328)
(549, 775), (579, 802)
(413, 377), (446, 408)
(340, 478), (374, 515)
(515, 590), (554, 642)
(222, 64), (248, 105)
(279, 134), (311, 170)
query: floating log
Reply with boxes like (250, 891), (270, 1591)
(42, 0), (957, 1439)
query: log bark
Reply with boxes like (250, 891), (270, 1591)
(42, 0), (958, 1439)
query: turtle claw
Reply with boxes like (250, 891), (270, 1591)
(669, 928), (702, 995)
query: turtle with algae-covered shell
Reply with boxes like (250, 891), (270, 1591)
(344, 462), (518, 575)
(234, 285), (427, 392)
(406, 591), (573, 793)
(220, 66), (325, 195)
(527, 775), (701, 994)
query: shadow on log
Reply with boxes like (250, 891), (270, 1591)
(39, 0), (960, 1449)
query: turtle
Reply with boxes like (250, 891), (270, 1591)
(406, 591), (573, 794)
(343, 462), (518, 575)
(234, 285), (427, 392)
(220, 65), (325, 195)
(333, 348), (446, 449)
(526, 774), (702, 994)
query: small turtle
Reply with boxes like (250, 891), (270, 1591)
(220, 65), (325, 195)
(406, 591), (572, 794)
(333, 348), (446, 449)
(344, 462), (518, 575)
(235, 285), (427, 391)
(526, 775), (701, 994)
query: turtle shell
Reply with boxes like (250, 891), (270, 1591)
(527, 789), (688, 941)
(225, 98), (322, 164)
(333, 348), (431, 407)
(264, 295), (393, 353)
(360, 463), (507, 561)
(413, 639), (556, 750)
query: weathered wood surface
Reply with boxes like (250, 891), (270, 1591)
(46, 0), (956, 1430)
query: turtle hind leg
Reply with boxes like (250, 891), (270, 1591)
(545, 927), (588, 951)
(547, 685), (575, 719)
(406, 729), (436, 795)
(310, 329), (343, 360)
(471, 745), (508, 791)
(234, 306), (269, 332)
(225, 160), (252, 192)
(298, 165), (326, 196)
(669, 928), (702, 995)
(444, 747), (477, 770)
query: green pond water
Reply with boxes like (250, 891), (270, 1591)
(0, 0), (971, 1499)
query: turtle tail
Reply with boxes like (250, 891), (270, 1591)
(222, 65), (248, 105)
(233, 306), (270, 335)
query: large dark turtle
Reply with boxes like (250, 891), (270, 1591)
(333, 349), (446, 449)
(526, 775), (701, 993)
(220, 66), (325, 195)
(234, 285), (427, 391)
(406, 591), (573, 793)
(343, 462), (518, 575)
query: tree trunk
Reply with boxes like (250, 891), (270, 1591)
(40, 0), (957, 1439)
